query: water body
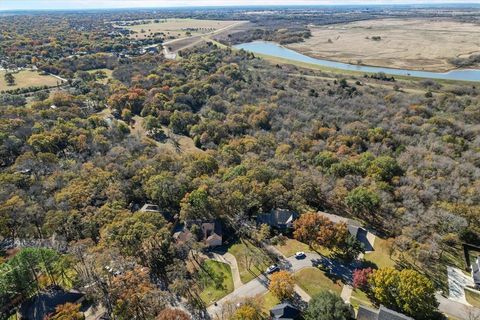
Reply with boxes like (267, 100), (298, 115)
(235, 41), (480, 82)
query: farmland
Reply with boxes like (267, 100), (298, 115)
(118, 18), (241, 40)
(0, 70), (61, 91)
(287, 19), (480, 72)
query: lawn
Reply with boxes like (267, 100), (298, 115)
(198, 260), (234, 305)
(465, 287), (480, 308)
(228, 239), (274, 283)
(274, 238), (312, 258)
(350, 288), (373, 309)
(0, 70), (61, 91)
(294, 267), (343, 297)
(261, 291), (280, 313)
(364, 237), (396, 269)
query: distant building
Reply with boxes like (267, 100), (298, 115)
(18, 286), (85, 320)
(257, 209), (299, 230)
(357, 305), (413, 320)
(270, 303), (301, 320)
(472, 256), (480, 289)
(139, 203), (160, 213)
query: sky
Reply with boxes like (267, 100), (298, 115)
(0, 0), (478, 10)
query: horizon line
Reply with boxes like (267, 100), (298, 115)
(1, 2), (480, 12)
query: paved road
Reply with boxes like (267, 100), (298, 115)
(437, 293), (480, 320)
(207, 274), (270, 317)
(207, 251), (357, 317)
(447, 266), (474, 304)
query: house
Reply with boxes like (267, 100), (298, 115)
(257, 209), (299, 230)
(18, 286), (85, 320)
(357, 305), (413, 320)
(270, 303), (301, 320)
(201, 221), (223, 247)
(173, 220), (223, 247)
(318, 211), (374, 252)
(472, 256), (480, 289)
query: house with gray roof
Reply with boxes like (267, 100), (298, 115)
(257, 209), (299, 230)
(270, 303), (301, 320)
(357, 305), (413, 320)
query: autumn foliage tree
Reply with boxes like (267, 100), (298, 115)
(156, 308), (190, 320)
(352, 267), (373, 290)
(110, 267), (165, 320)
(46, 303), (85, 320)
(368, 267), (438, 319)
(269, 271), (295, 301)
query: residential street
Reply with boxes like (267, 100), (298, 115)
(206, 251), (357, 317)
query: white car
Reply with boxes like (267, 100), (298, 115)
(266, 264), (280, 274)
(295, 251), (306, 259)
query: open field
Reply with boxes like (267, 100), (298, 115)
(287, 19), (480, 72)
(119, 18), (240, 40)
(0, 70), (61, 91)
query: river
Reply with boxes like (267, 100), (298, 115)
(234, 41), (480, 82)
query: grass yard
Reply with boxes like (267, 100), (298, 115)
(261, 291), (280, 313)
(364, 237), (396, 269)
(0, 70), (61, 91)
(350, 288), (373, 309)
(274, 238), (312, 258)
(465, 287), (480, 308)
(228, 239), (274, 283)
(294, 267), (342, 297)
(199, 260), (234, 305)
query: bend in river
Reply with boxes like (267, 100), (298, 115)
(234, 41), (480, 82)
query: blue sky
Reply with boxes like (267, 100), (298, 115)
(0, 0), (477, 10)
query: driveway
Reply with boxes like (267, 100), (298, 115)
(206, 274), (269, 317)
(437, 293), (480, 320)
(447, 266), (474, 304)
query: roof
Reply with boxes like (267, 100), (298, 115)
(378, 306), (413, 320)
(472, 256), (480, 285)
(202, 221), (222, 244)
(356, 305), (413, 320)
(257, 209), (298, 228)
(139, 204), (160, 212)
(270, 303), (301, 320)
(357, 305), (379, 320)
(18, 287), (84, 320)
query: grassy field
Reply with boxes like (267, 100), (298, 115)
(119, 18), (239, 40)
(199, 260), (234, 305)
(364, 237), (396, 269)
(228, 240), (274, 283)
(465, 287), (480, 308)
(294, 267), (343, 297)
(0, 70), (61, 91)
(87, 68), (113, 84)
(288, 19), (480, 72)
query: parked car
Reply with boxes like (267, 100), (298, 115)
(266, 264), (280, 274)
(294, 251), (306, 259)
